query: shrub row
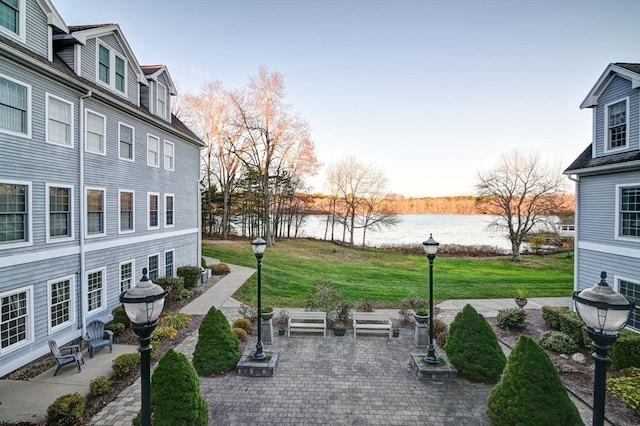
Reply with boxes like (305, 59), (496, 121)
(541, 306), (590, 348)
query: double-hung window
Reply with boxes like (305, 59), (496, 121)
(617, 185), (640, 238)
(618, 278), (639, 332)
(0, 74), (30, 137)
(148, 254), (159, 280)
(0, 180), (31, 247)
(119, 260), (134, 293)
(86, 188), (105, 237)
(164, 141), (174, 171)
(165, 250), (174, 276)
(148, 192), (159, 229)
(98, 44), (110, 85)
(97, 43), (127, 94)
(0, 286), (32, 353)
(46, 94), (73, 147)
(147, 134), (159, 167)
(115, 57), (125, 92)
(119, 123), (134, 161)
(86, 268), (105, 314)
(86, 110), (106, 155)
(47, 184), (73, 242)
(119, 190), (134, 233)
(48, 276), (74, 333)
(156, 83), (166, 118)
(0, 0), (25, 41)
(165, 194), (174, 227)
(605, 98), (628, 151)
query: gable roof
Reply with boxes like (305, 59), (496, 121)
(580, 63), (640, 109)
(141, 64), (177, 96)
(68, 24), (147, 86)
(36, 0), (68, 33)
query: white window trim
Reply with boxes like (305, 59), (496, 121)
(85, 186), (107, 238)
(118, 122), (135, 161)
(147, 253), (160, 280)
(85, 109), (106, 155)
(47, 274), (76, 335)
(118, 189), (135, 234)
(86, 266), (107, 315)
(96, 41), (128, 95)
(147, 192), (160, 230)
(613, 274), (639, 332)
(147, 134), (160, 167)
(164, 193), (174, 228)
(164, 249), (175, 277)
(0, 73), (31, 139)
(614, 182), (640, 242)
(163, 140), (175, 171)
(156, 82), (167, 118)
(0, 285), (33, 355)
(45, 183), (74, 243)
(0, 179), (32, 250)
(45, 93), (74, 148)
(119, 259), (136, 293)
(0, 0), (26, 43)
(604, 97), (630, 154)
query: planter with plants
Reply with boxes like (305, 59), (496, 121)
(515, 289), (528, 309)
(261, 306), (274, 321)
(332, 301), (352, 336)
(275, 310), (289, 336)
(413, 308), (429, 324)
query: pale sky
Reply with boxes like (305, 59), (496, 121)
(54, 0), (640, 197)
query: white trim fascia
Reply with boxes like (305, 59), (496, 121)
(45, 93), (74, 148)
(47, 274), (76, 335)
(117, 122), (135, 162)
(578, 240), (640, 259)
(36, 0), (69, 33)
(0, 228), (198, 268)
(0, 285), (34, 355)
(603, 97), (630, 154)
(118, 189), (135, 234)
(0, 179), (32, 250)
(84, 186), (107, 238)
(581, 64), (640, 109)
(0, 72), (31, 139)
(591, 109), (596, 158)
(45, 183), (75, 243)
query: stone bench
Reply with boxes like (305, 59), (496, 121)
(352, 312), (393, 338)
(288, 311), (327, 337)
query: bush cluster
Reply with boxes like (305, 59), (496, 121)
(111, 305), (130, 329)
(46, 392), (86, 426)
(177, 266), (202, 289)
(153, 276), (190, 302)
(607, 366), (640, 411)
(193, 306), (241, 376)
(231, 318), (253, 333)
(152, 326), (177, 341)
(233, 327), (248, 342)
(112, 353), (141, 378)
(487, 336), (582, 425)
(305, 279), (341, 313)
(611, 329), (640, 370)
(151, 349), (208, 425)
(444, 304), (506, 382)
(538, 331), (579, 354)
(105, 321), (125, 335)
(541, 306), (590, 348)
(496, 308), (527, 330)
(541, 306), (568, 330)
(432, 318), (448, 338)
(360, 298), (375, 312)
(211, 262), (231, 275)
(89, 376), (112, 396)
(161, 312), (192, 330)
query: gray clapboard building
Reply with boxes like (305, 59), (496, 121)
(565, 63), (640, 333)
(0, 0), (203, 376)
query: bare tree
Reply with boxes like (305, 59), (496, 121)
(475, 150), (568, 261)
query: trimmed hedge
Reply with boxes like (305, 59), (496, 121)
(46, 392), (86, 426)
(177, 265), (202, 289)
(611, 329), (640, 370)
(496, 308), (527, 330)
(112, 352), (141, 378)
(487, 335), (582, 425)
(538, 331), (579, 354)
(193, 306), (241, 376)
(444, 304), (506, 382)
(541, 306), (590, 348)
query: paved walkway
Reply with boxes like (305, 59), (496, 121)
(1, 258), (605, 425)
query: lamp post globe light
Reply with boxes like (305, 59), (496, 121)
(119, 268), (167, 426)
(572, 271), (635, 426)
(422, 234), (439, 365)
(251, 237), (267, 362)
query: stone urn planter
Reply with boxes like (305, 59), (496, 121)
(413, 311), (429, 324)
(261, 306), (274, 321)
(514, 298), (528, 309)
(392, 328), (400, 337)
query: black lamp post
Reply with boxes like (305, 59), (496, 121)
(119, 268), (167, 426)
(572, 271), (634, 426)
(251, 237), (267, 362)
(422, 234), (439, 365)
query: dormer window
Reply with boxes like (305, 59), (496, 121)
(0, 0), (25, 41)
(605, 98), (629, 151)
(157, 82), (166, 118)
(97, 42), (127, 94)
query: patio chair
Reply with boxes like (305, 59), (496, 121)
(84, 320), (113, 359)
(48, 339), (84, 376)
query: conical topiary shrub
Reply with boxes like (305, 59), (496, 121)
(150, 349), (208, 426)
(444, 303), (506, 382)
(487, 335), (583, 425)
(193, 306), (241, 376)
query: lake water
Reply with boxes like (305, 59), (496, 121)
(296, 214), (512, 252)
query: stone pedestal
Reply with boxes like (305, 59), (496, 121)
(262, 318), (274, 344)
(410, 353), (458, 381)
(236, 350), (279, 377)
(414, 322), (428, 348)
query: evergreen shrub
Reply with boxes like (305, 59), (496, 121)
(558, 311), (591, 348)
(193, 306), (241, 376)
(105, 322), (125, 335)
(177, 265), (202, 289)
(89, 376), (111, 396)
(233, 327), (248, 342)
(153, 276), (187, 302)
(611, 329), (640, 370)
(112, 353), (140, 378)
(111, 305), (130, 329)
(541, 305), (569, 330)
(487, 335), (582, 425)
(231, 318), (253, 333)
(444, 304), (506, 382)
(538, 331), (578, 354)
(46, 392), (86, 426)
(496, 308), (527, 330)
(151, 348), (208, 426)
(607, 366), (640, 411)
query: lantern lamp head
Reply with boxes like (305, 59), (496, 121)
(251, 237), (267, 259)
(119, 268), (166, 326)
(423, 234), (439, 257)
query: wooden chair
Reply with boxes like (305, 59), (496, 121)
(84, 320), (113, 358)
(48, 340), (84, 376)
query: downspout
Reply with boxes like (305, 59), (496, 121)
(567, 174), (580, 297)
(79, 91), (92, 334)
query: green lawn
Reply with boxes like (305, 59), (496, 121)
(202, 239), (574, 308)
